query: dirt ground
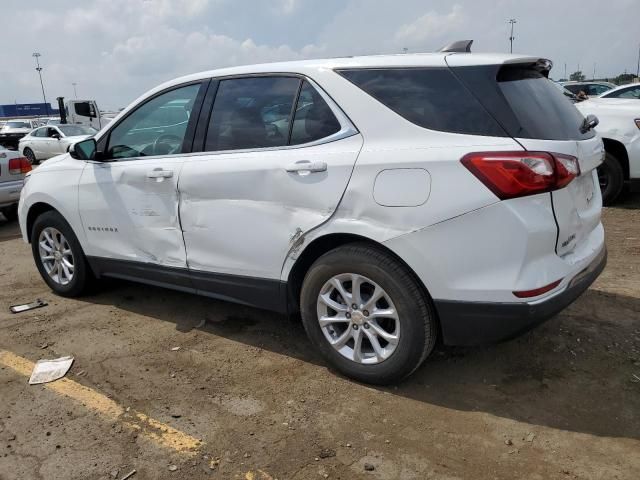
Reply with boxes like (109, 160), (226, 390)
(1, 193), (639, 480)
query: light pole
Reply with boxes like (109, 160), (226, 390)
(636, 43), (639, 80)
(72, 83), (78, 99)
(32, 53), (49, 117)
(508, 19), (517, 53)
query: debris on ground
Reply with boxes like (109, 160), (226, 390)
(10, 298), (47, 313)
(364, 463), (375, 471)
(110, 468), (119, 478)
(505, 439), (513, 446)
(119, 469), (136, 480)
(168, 464), (178, 471)
(28, 356), (74, 385)
(525, 433), (536, 442)
(319, 448), (336, 459)
(171, 347), (181, 351)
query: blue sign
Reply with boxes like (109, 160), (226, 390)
(0, 103), (60, 118)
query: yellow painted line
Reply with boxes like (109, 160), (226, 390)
(0, 350), (201, 455)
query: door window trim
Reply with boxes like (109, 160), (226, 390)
(95, 79), (208, 162)
(191, 72), (358, 155)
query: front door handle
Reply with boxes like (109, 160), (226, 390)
(286, 160), (327, 176)
(147, 168), (174, 181)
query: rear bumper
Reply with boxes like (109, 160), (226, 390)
(435, 246), (607, 346)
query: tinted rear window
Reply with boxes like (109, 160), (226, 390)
(495, 67), (594, 140)
(452, 65), (594, 141)
(337, 68), (506, 137)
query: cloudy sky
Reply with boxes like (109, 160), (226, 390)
(2, 0), (639, 110)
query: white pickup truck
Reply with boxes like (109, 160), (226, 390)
(57, 98), (115, 131)
(576, 98), (640, 204)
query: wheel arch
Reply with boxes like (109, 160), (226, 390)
(286, 233), (438, 326)
(26, 202), (60, 243)
(602, 138), (630, 180)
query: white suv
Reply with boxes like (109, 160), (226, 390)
(18, 51), (607, 384)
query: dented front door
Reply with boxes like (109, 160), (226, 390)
(78, 157), (187, 267)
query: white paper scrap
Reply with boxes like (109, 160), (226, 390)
(29, 356), (74, 385)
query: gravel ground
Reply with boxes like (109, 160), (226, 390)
(0, 193), (639, 480)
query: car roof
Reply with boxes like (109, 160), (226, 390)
(561, 81), (617, 87)
(148, 52), (545, 93)
(600, 83), (639, 95)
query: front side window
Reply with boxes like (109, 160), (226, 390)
(106, 83), (201, 160)
(205, 76), (300, 151)
(32, 128), (46, 137)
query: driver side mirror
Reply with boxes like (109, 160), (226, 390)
(51, 132), (61, 140)
(69, 138), (97, 160)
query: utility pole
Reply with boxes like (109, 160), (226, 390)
(636, 42), (639, 80)
(508, 19), (517, 53)
(72, 83), (78, 99)
(564, 63), (567, 80)
(593, 63), (596, 81)
(32, 53), (49, 117)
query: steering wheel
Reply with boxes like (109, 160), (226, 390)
(152, 134), (183, 156)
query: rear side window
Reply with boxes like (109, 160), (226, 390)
(337, 68), (506, 137)
(290, 81), (342, 145)
(205, 77), (301, 151)
(563, 84), (582, 94)
(493, 67), (594, 140)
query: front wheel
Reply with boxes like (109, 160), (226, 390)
(300, 244), (437, 385)
(31, 211), (95, 297)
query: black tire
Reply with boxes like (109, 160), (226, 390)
(23, 147), (38, 165)
(300, 243), (437, 385)
(31, 211), (95, 297)
(598, 152), (624, 206)
(1, 204), (18, 222)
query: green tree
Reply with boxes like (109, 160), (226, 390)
(613, 73), (635, 85)
(569, 71), (586, 81)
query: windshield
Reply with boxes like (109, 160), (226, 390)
(58, 125), (96, 136)
(6, 121), (30, 128)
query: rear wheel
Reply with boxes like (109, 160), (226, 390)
(31, 211), (95, 297)
(23, 147), (38, 165)
(597, 152), (624, 206)
(0, 204), (18, 222)
(300, 244), (437, 385)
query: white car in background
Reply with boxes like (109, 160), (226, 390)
(19, 124), (96, 165)
(598, 83), (640, 100)
(576, 98), (640, 203)
(18, 50), (606, 384)
(561, 81), (617, 98)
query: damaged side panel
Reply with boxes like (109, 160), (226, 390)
(179, 134), (363, 280)
(78, 159), (188, 267)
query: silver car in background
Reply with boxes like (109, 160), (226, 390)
(0, 147), (31, 221)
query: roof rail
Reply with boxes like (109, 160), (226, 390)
(437, 40), (473, 53)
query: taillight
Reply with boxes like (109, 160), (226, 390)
(461, 151), (580, 200)
(8, 157), (32, 175)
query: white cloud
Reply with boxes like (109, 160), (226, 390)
(394, 4), (465, 48)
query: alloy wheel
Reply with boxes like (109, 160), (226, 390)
(317, 273), (400, 365)
(38, 227), (75, 285)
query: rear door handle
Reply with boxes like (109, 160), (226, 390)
(286, 161), (327, 175)
(147, 168), (174, 180)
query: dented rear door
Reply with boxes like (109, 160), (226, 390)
(179, 134), (362, 283)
